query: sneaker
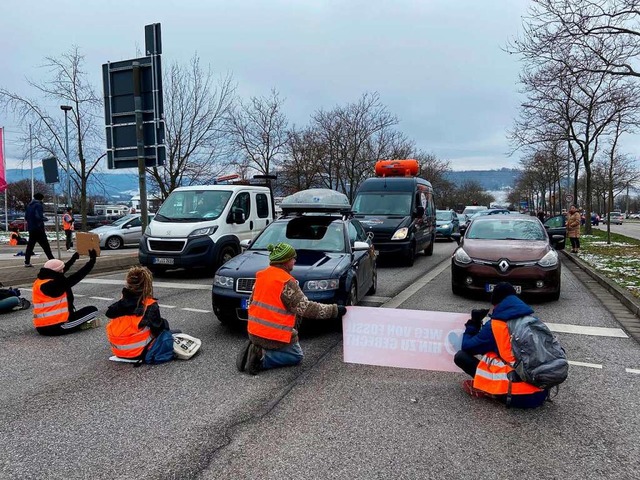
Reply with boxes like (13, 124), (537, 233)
(19, 298), (31, 310)
(462, 379), (492, 399)
(236, 340), (251, 372)
(79, 318), (102, 330)
(24, 263), (34, 268)
(245, 343), (264, 375)
(67, 248), (75, 252)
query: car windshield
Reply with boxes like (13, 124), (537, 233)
(155, 190), (232, 222)
(436, 211), (452, 221)
(467, 219), (546, 240)
(352, 192), (413, 216)
(250, 217), (346, 253)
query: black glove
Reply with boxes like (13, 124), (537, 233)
(336, 305), (347, 318)
(88, 249), (97, 260)
(471, 308), (490, 323)
(72, 252), (80, 261)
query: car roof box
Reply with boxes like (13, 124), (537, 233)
(375, 159), (419, 177)
(280, 188), (351, 215)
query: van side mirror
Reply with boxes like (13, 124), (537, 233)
(451, 232), (462, 245)
(230, 207), (246, 224)
(414, 206), (425, 218)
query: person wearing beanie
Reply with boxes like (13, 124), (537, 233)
(453, 282), (549, 408)
(237, 242), (348, 375)
(24, 192), (54, 267)
(32, 249), (99, 335)
(105, 266), (170, 359)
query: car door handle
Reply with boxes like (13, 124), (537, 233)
(250, 220), (254, 229)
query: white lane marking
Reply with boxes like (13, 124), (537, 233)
(625, 368), (640, 374)
(568, 360), (603, 369)
(80, 278), (211, 290)
(90, 296), (114, 301)
(546, 323), (628, 338)
(159, 304), (176, 309)
(382, 258), (451, 309)
(182, 308), (211, 313)
(75, 294), (85, 297)
(364, 295), (393, 302)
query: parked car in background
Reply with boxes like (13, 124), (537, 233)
(90, 214), (154, 250)
(456, 213), (468, 232)
(212, 189), (376, 325)
(543, 214), (567, 249)
(8, 218), (28, 232)
(451, 214), (563, 301)
(460, 208), (511, 235)
(607, 212), (624, 225)
(591, 213), (600, 226)
(435, 209), (460, 240)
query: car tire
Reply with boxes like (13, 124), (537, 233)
(424, 234), (434, 256)
(405, 243), (416, 266)
(105, 236), (123, 250)
(367, 267), (377, 295)
(217, 244), (237, 267)
(348, 282), (358, 306)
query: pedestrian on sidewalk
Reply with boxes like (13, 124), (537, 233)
(105, 266), (171, 360)
(237, 242), (347, 375)
(566, 204), (581, 254)
(32, 250), (99, 335)
(24, 192), (54, 267)
(62, 207), (75, 252)
(453, 282), (549, 408)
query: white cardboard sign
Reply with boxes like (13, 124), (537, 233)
(342, 306), (468, 372)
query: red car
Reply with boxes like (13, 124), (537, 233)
(8, 218), (28, 232)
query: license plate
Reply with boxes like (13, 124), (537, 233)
(240, 298), (250, 309)
(486, 283), (522, 294)
(153, 257), (175, 265)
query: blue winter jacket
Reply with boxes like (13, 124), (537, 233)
(26, 199), (46, 231)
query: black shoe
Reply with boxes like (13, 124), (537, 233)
(19, 298), (31, 310)
(24, 263), (34, 268)
(246, 343), (264, 375)
(236, 340), (251, 372)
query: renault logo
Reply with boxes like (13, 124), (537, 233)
(498, 260), (510, 272)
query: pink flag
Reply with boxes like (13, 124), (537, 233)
(0, 127), (6, 192)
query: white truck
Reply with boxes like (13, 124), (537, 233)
(139, 184), (274, 273)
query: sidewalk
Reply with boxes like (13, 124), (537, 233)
(0, 245), (139, 287)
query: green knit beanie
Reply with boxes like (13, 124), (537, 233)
(268, 243), (296, 264)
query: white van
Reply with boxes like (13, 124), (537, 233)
(139, 185), (273, 272)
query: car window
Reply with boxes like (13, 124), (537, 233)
(250, 217), (346, 252)
(468, 220), (546, 240)
(231, 192), (251, 217)
(127, 217), (142, 228)
(353, 192), (413, 215)
(256, 193), (269, 218)
(156, 190), (232, 222)
(544, 215), (565, 228)
(351, 220), (369, 242)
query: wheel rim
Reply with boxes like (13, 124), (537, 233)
(221, 247), (235, 264)
(107, 237), (121, 249)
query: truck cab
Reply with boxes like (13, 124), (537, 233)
(139, 185), (273, 273)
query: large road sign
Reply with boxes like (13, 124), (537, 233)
(102, 53), (165, 168)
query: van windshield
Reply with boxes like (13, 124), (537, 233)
(352, 192), (413, 216)
(155, 190), (232, 222)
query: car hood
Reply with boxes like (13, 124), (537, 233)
(461, 239), (551, 261)
(436, 220), (453, 226)
(217, 249), (348, 280)
(90, 225), (117, 234)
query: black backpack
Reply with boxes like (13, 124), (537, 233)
(507, 315), (569, 390)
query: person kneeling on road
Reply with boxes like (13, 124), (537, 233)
(237, 242), (347, 375)
(32, 250), (99, 335)
(453, 282), (548, 408)
(105, 266), (170, 360)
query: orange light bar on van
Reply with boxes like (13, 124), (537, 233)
(374, 159), (420, 177)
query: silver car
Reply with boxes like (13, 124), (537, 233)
(90, 214), (154, 250)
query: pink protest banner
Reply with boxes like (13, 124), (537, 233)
(342, 306), (468, 372)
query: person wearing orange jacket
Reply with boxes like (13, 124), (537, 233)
(62, 207), (75, 252)
(237, 242), (347, 375)
(32, 250), (98, 335)
(453, 282), (549, 408)
(105, 266), (170, 359)
(9, 228), (27, 246)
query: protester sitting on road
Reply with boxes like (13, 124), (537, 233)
(453, 282), (549, 408)
(0, 284), (31, 313)
(9, 228), (27, 246)
(32, 250), (99, 335)
(105, 266), (170, 360)
(237, 242), (347, 375)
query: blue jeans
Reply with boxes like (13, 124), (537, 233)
(0, 297), (20, 313)
(262, 341), (304, 370)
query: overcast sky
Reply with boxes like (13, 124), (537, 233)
(1, 0), (532, 171)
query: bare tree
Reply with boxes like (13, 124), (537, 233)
(4, 179), (52, 213)
(0, 48), (104, 230)
(227, 88), (288, 178)
(278, 126), (325, 195)
(414, 152), (454, 208)
(147, 55), (236, 199)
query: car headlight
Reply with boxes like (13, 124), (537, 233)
(213, 274), (234, 289)
(97, 232), (105, 238)
(441, 223), (450, 229)
(391, 228), (408, 240)
(453, 248), (472, 264)
(537, 250), (558, 267)
(144, 226), (151, 235)
(189, 225), (218, 237)
(304, 279), (339, 291)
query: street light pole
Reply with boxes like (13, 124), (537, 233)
(60, 105), (72, 208)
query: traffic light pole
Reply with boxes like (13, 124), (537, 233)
(133, 62), (148, 232)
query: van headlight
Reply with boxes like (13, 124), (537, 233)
(537, 250), (558, 267)
(305, 279), (339, 291)
(391, 228), (408, 240)
(453, 248), (472, 264)
(144, 226), (151, 235)
(189, 226), (218, 237)
(213, 274), (234, 289)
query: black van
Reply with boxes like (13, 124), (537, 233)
(352, 160), (436, 266)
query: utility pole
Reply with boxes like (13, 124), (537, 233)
(29, 124), (34, 199)
(60, 105), (72, 208)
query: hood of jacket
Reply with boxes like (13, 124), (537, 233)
(106, 288), (146, 317)
(492, 294), (534, 321)
(37, 268), (64, 281)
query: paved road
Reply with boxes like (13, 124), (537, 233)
(1, 241), (639, 479)
(594, 219), (640, 241)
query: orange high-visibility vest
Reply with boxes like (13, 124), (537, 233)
(473, 319), (543, 396)
(62, 213), (74, 231)
(106, 298), (156, 359)
(247, 266), (297, 343)
(9, 232), (18, 246)
(32, 279), (69, 328)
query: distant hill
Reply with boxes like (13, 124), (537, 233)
(444, 168), (520, 190)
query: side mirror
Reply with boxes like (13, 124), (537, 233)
(239, 238), (251, 251)
(353, 241), (370, 252)
(551, 234), (566, 250)
(414, 206), (425, 218)
(230, 207), (246, 224)
(451, 232), (462, 245)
